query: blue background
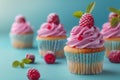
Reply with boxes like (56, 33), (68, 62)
(0, 0), (120, 80)
(0, 0), (120, 34)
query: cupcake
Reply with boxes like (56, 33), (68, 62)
(101, 7), (120, 57)
(37, 13), (66, 58)
(10, 15), (34, 48)
(64, 2), (105, 74)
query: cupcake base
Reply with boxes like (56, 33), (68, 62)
(68, 61), (103, 75)
(10, 33), (33, 48)
(104, 38), (120, 57)
(39, 50), (64, 58)
(12, 41), (32, 48)
(64, 46), (105, 75)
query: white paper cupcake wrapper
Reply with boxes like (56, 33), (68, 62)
(65, 51), (104, 64)
(10, 33), (33, 43)
(105, 41), (120, 50)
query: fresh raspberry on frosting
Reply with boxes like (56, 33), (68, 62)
(47, 13), (60, 25)
(15, 15), (26, 23)
(108, 50), (120, 63)
(79, 13), (94, 28)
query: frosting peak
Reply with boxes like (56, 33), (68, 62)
(67, 25), (104, 48)
(37, 13), (66, 37)
(101, 22), (120, 38)
(11, 15), (33, 34)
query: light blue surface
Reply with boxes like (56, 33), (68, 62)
(1, 34), (120, 80)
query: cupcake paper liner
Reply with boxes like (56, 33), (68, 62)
(37, 39), (66, 52)
(10, 33), (33, 43)
(65, 51), (104, 74)
(105, 41), (120, 56)
(105, 41), (120, 51)
(65, 51), (104, 64)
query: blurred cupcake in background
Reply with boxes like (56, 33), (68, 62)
(64, 2), (105, 74)
(10, 15), (34, 48)
(101, 7), (120, 57)
(37, 13), (66, 58)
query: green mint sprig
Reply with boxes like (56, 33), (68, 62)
(86, 2), (96, 13)
(110, 17), (119, 27)
(73, 2), (96, 18)
(109, 7), (120, 27)
(12, 58), (32, 68)
(109, 7), (120, 15)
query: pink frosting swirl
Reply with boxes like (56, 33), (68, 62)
(11, 15), (33, 34)
(67, 26), (104, 48)
(37, 13), (66, 37)
(37, 23), (66, 37)
(101, 22), (120, 38)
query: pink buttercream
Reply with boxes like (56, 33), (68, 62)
(37, 13), (66, 37)
(11, 15), (33, 34)
(67, 26), (104, 48)
(37, 23), (66, 37)
(101, 22), (120, 38)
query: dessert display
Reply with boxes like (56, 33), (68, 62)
(10, 15), (34, 48)
(101, 7), (120, 57)
(37, 13), (66, 58)
(64, 2), (105, 74)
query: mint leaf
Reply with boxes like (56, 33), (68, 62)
(110, 17), (119, 27)
(86, 2), (96, 13)
(73, 11), (83, 18)
(20, 62), (24, 68)
(109, 7), (120, 15)
(12, 60), (20, 68)
(22, 58), (32, 64)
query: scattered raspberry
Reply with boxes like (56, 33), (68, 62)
(44, 51), (56, 64)
(109, 12), (119, 22)
(26, 54), (35, 63)
(79, 13), (94, 28)
(27, 68), (40, 80)
(108, 50), (120, 63)
(47, 13), (60, 25)
(78, 35), (83, 41)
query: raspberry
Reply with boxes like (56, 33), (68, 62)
(15, 15), (26, 23)
(47, 25), (52, 30)
(44, 51), (56, 64)
(108, 50), (120, 63)
(109, 12), (119, 22)
(78, 35), (83, 41)
(47, 13), (60, 25)
(27, 68), (40, 80)
(26, 54), (35, 63)
(79, 13), (94, 28)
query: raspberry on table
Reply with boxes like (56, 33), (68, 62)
(26, 54), (35, 63)
(108, 50), (120, 63)
(27, 68), (40, 80)
(44, 51), (56, 64)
